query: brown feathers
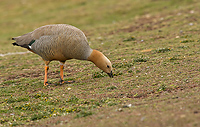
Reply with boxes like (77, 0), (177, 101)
(12, 24), (113, 85)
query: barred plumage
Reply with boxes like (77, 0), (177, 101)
(12, 24), (113, 86)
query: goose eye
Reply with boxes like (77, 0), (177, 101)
(107, 65), (110, 68)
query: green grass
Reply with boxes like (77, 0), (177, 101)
(0, 0), (200, 126)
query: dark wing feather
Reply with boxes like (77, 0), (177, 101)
(12, 32), (33, 49)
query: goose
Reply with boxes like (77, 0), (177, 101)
(12, 24), (113, 86)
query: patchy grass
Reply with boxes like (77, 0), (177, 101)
(154, 47), (172, 53)
(0, 0), (200, 126)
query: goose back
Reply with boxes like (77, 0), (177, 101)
(12, 24), (93, 61)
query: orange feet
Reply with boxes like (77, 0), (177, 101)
(44, 81), (56, 86)
(59, 78), (75, 85)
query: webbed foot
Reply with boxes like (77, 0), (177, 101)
(59, 78), (75, 85)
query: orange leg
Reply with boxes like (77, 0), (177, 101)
(60, 64), (64, 84)
(44, 65), (49, 86)
(59, 62), (75, 85)
(43, 60), (50, 86)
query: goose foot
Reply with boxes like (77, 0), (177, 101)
(44, 82), (56, 86)
(59, 78), (75, 85)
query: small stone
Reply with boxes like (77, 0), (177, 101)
(189, 23), (193, 26)
(177, 13), (182, 15)
(127, 104), (132, 108)
(180, 114), (186, 118)
(122, 104), (132, 108)
(117, 108), (123, 112)
(140, 116), (145, 121)
(97, 37), (102, 40)
(190, 10), (194, 14)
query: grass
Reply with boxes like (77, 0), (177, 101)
(0, 0), (200, 126)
